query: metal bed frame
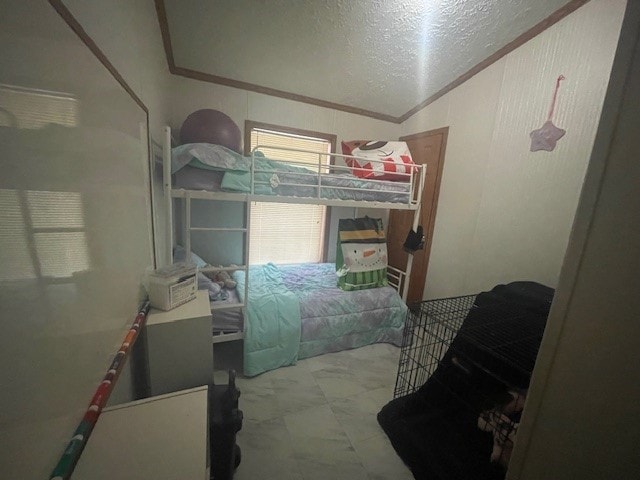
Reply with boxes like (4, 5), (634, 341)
(162, 126), (427, 343)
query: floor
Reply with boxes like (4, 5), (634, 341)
(214, 343), (413, 480)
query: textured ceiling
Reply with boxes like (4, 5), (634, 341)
(162, 0), (578, 120)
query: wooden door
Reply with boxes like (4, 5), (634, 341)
(387, 127), (448, 304)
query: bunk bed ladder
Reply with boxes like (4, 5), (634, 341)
(163, 126), (173, 266)
(400, 164), (426, 302)
(401, 169), (427, 303)
(183, 191), (248, 343)
(163, 126), (247, 344)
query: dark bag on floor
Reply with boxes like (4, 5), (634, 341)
(209, 370), (243, 480)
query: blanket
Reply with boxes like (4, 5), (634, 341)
(171, 143), (411, 202)
(234, 263), (301, 377)
(172, 143), (315, 195)
(236, 263), (406, 372)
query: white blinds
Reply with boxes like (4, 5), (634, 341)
(250, 202), (326, 264)
(251, 129), (330, 171)
(249, 128), (330, 265)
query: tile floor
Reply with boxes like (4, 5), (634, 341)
(214, 343), (414, 480)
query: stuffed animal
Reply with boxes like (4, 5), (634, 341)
(211, 269), (237, 290)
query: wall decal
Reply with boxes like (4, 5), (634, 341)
(530, 75), (566, 152)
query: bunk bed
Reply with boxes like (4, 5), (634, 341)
(162, 126), (427, 376)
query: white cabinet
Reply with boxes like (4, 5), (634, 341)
(146, 291), (213, 396)
(74, 387), (208, 480)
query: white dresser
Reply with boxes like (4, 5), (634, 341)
(145, 290), (213, 396)
(74, 387), (209, 480)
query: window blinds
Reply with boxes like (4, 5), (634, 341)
(251, 129), (330, 171)
(249, 129), (330, 265)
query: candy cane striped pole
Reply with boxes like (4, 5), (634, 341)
(49, 301), (150, 480)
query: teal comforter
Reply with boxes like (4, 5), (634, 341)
(171, 143), (412, 202)
(234, 263), (301, 377)
(234, 263), (407, 377)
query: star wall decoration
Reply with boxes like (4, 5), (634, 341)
(530, 75), (566, 153)
(530, 120), (566, 152)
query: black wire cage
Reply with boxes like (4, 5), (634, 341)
(380, 282), (553, 480)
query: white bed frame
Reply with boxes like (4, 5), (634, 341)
(162, 126), (426, 343)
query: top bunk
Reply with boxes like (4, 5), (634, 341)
(163, 126), (426, 210)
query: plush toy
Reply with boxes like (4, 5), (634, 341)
(211, 269), (237, 290)
(341, 140), (416, 181)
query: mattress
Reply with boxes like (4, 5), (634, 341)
(172, 143), (412, 204)
(210, 287), (243, 333)
(235, 263), (407, 368)
(279, 263), (407, 358)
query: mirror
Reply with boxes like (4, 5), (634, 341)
(0, 1), (155, 478)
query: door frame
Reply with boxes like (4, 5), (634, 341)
(399, 126), (448, 302)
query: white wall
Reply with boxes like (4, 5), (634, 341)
(509, 1), (640, 476)
(64, 0), (170, 138)
(169, 78), (400, 263)
(402, 0), (626, 299)
(0, 1), (170, 478)
(64, 0), (172, 271)
(169, 78), (401, 151)
(63, 0), (172, 402)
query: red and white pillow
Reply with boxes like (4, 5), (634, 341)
(341, 140), (416, 182)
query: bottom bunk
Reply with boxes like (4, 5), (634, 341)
(234, 262), (408, 377)
(176, 243), (409, 376)
(210, 288), (244, 342)
(173, 245), (245, 341)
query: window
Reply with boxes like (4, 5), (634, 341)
(245, 121), (336, 265)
